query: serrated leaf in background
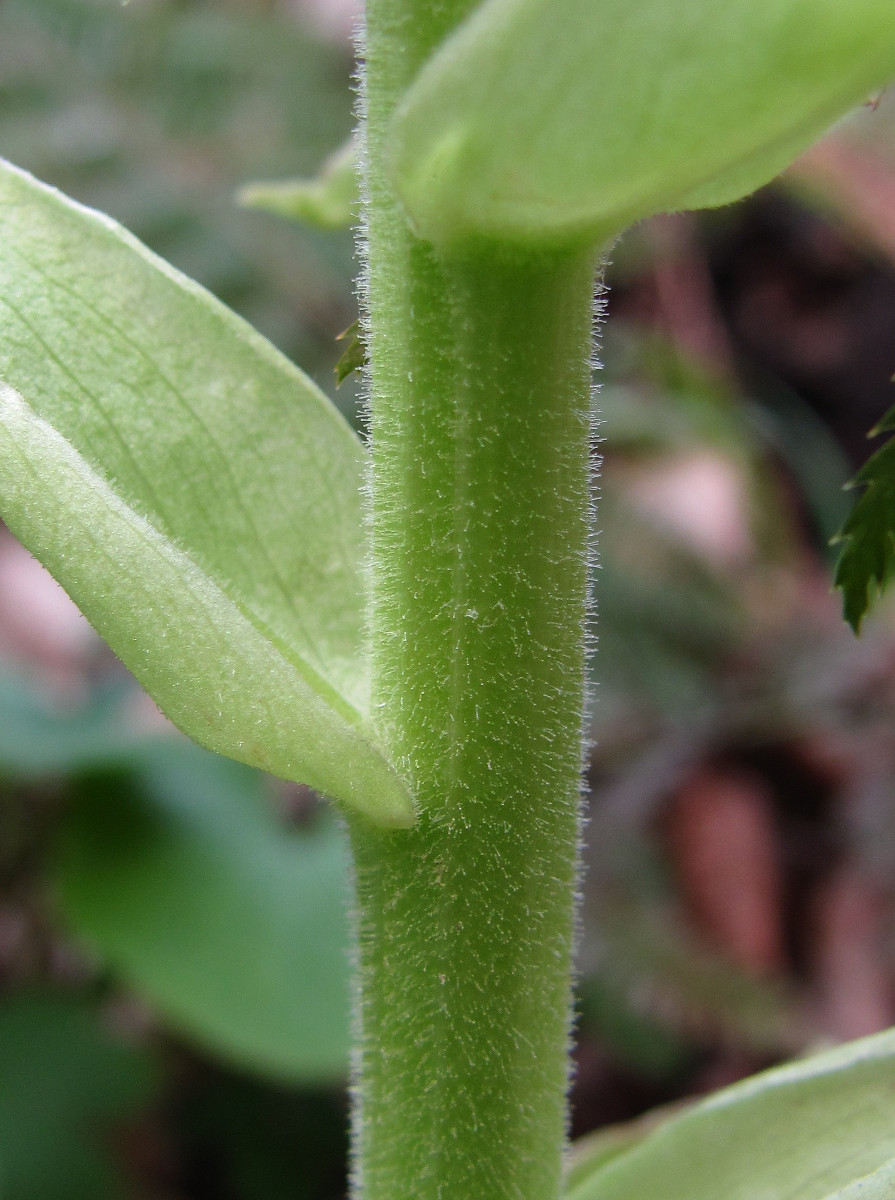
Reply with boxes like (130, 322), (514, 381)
(834, 404), (895, 630)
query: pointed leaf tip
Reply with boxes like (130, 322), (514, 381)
(238, 137), (359, 231)
(0, 159), (413, 829)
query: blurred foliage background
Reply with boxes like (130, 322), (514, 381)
(2, 2), (895, 1196)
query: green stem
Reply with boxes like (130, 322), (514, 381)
(349, 5), (599, 1198)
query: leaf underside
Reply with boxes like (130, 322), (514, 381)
(565, 1028), (895, 1200)
(390, 0), (895, 249)
(0, 159), (412, 828)
(834, 405), (895, 631)
(824, 1159), (895, 1200)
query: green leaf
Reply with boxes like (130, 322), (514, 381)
(564, 1102), (689, 1196)
(822, 1159), (895, 1200)
(334, 318), (368, 386)
(0, 159), (412, 828)
(564, 1028), (895, 1200)
(389, 0), (895, 249)
(56, 742), (351, 1082)
(834, 405), (895, 631)
(0, 993), (156, 1200)
(238, 137), (359, 231)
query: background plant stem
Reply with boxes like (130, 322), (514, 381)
(349, 4), (599, 1196)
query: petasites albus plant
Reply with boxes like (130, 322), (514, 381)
(1, 2), (894, 1198)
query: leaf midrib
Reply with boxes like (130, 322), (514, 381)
(1, 384), (370, 733)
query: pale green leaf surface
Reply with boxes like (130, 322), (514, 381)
(566, 1029), (895, 1200)
(822, 1159), (895, 1200)
(56, 743), (351, 1082)
(0, 160), (412, 827)
(564, 1102), (689, 1196)
(390, 0), (895, 249)
(238, 137), (359, 230)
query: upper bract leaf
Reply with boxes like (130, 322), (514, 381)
(565, 1028), (895, 1200)
(0, 160), (412, 828)
(389, 0), (895, 250)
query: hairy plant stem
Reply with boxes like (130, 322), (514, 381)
(347, 4), (599, 1197)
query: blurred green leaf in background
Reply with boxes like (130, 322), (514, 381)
(0, 993), (156, 1200)
(56, 743), (352, 1082)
